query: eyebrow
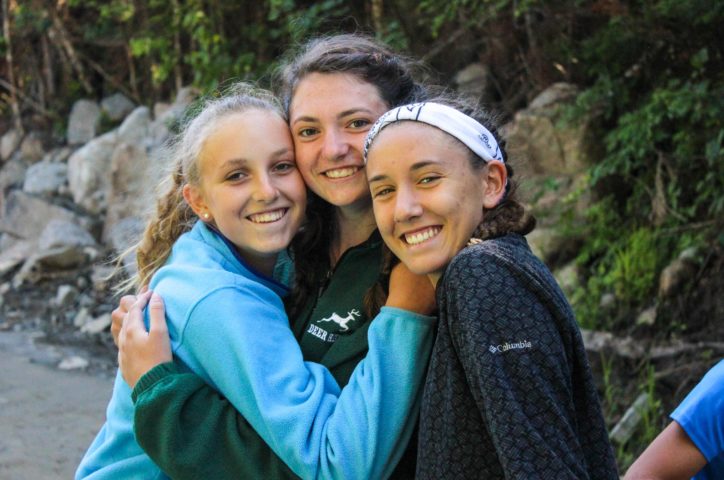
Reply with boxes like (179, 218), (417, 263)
(368, 160), (439, 183)
(219, 148), (292, 168)
(291, 108), (377, 126)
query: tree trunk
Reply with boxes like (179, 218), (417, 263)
(171, 0), (183, 92)
(2, 0), (23, 133)
(371, 0), (383, 35)
(49, 8), (93, 94)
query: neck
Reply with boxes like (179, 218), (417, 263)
(331, 203), (376, 265)
(239, 251), (278, 278)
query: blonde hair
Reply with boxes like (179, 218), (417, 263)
(117, 83), (285, 292)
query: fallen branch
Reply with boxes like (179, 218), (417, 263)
(0, 78), (60, 121)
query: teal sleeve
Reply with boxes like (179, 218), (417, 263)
(132, 363), (298, 480)
(168, 284), (436, 480)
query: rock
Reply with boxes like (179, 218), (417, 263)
(42, 146), (74, 164)
(529, 82), (579, 109)
(55, 285), (79, 308)
(454, 63), (493, 101)
(0, 240), (35, 278)
(149, 86), (198, 147)
(679, 246), (699, 262)
(14, 247), (89, 284)
(0, 190), (92, 241)
(67, 129), (118, 213)
(1, 128), (23, 160)
(103, 143), (153, 244)
(73, 307), (92, 327)
(67, 99), (101, 145)
(580, 329), (646, 359)
(659, 257), (697, 298)
(38, 219), (96, 250)
(91, 264), (117, 292)
(58, 355), (90, 371)
(636, 305), (658, 326)
(153, 102), (171, 119)
(101, 93), (136, 121)
(609, 393), (650, 444)
(505, 82), (597, 176)
(524, 227), (571, 264)
(105, 216), (144, 275)
(19, 131), (46, 163)
(22, 161), (68, 195)
(117, 106), (151, 145)
(554, 262), (579, 296)
(599, 293), (616, 310)
(0, 155), (28, 193)
(80, 313), (112, 335)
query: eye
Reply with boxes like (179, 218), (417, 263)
(373, 187), (394, 198)
(273, 161), (296, 174)
(419, 175), (441, 185)
(225, 170), (247, 182)
(348, 119), (371, 129)
(297, 127), (319, 138)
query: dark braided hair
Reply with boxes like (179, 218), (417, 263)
(273, 34), (429, 320)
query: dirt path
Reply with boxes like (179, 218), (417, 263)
(0, 331), (114, 480)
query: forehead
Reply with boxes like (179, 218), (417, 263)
(201, 110), (291, 160)
(367, 122), (469, 170)
(289, 72), (386, 119)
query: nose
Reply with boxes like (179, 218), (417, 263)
(252, 173), (279, 203)
(394, 186), (423, 223)
(321, 128), (350, 161)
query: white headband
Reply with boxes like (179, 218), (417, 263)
(363, 102), (504, 164)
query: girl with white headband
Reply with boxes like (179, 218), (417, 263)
(365, 97), (619, 479)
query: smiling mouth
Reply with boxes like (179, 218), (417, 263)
(324, 167), (360, 179)
(403, 226), (441, 246)
(248, 208), (287, 224)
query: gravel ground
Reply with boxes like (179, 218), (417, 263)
(0, 330), (114, 479)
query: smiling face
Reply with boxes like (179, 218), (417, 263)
(289, 72), (389, 211)
(184, 109), (306, 275)
(366, 122), (490, 285)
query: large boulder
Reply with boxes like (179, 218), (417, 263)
(505, 82), (598, 176)
(67, 99), (101, 145)
(118, 106), (151, 145)
(101, 93), (136, 122)
(67, 130), (118, 213)
(38, 219), (96, 250)
(102, 142), (153, 244)
(0, 190), (92, 242)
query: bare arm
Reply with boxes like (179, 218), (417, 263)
(624, 421), (708, 480)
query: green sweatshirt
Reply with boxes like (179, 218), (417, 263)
(132, 231), (420, 479)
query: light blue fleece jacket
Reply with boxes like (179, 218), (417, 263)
(76, 221), (435, 480)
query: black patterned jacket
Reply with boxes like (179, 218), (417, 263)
(416, 234), (618, 479)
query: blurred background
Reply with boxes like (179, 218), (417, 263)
(0, 0), (722, 476)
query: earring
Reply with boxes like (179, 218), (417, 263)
(203, 213), (210, 219)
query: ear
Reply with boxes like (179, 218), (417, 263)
(482, 161), (507, 209)
(182, 184), (211, 222)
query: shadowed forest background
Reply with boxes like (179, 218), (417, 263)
(1, 0), (722, 473)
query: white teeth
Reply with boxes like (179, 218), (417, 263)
(249, 209), (285, 223)
(325, 167), (358, 179)
(404, 227), (440, 245)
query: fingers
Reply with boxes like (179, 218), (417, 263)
(111, 294), (138, 347)
(123, 290), (153, 339)
(147, 292), (168, 337)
